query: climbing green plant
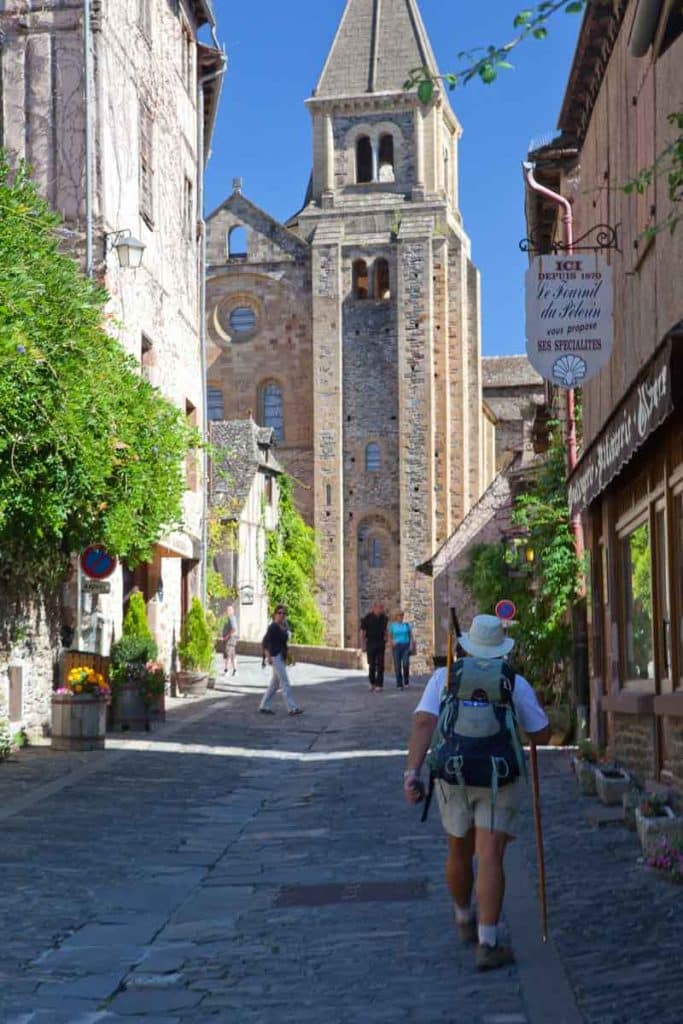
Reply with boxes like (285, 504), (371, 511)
(0, 157), (198, 605)
(460, 424), (582, 702)
(263, 475), (324, 645)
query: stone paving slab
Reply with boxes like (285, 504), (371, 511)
(0, 657), (681, 1022)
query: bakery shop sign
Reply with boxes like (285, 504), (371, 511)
(568, 342), (673, 514)
(525, 254), (613, 387)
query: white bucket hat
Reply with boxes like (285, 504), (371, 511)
(459, 614), (515, 659)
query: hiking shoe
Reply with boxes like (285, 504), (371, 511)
(475, 944), (515, 971)
(289, 707), (304, 716)
(456, 917), (477, 944)
(259, 708), (275, 715)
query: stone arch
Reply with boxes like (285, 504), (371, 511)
(345, 121), (405, 186)
(352, 259), (369, 299)
(227, 225), (247, 258)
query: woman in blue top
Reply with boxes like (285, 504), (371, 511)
(389, 610), (414, 689)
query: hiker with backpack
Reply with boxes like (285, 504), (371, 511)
(403, 614), (551, 971)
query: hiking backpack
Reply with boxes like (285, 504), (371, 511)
(421, 657), (527, 825)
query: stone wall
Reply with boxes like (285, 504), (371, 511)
(663, 717), (683, 791)
(611, 713), (656, 784)
(236, 641), (365, 671)
(0, 604), (59, 740)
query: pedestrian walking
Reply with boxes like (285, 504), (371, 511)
(360, 600), (388, 691)
(222, 605), (238, 676)
(388, 609), (414, 689)
(403, 613), (551, 971)
(259, 605), (303, 716)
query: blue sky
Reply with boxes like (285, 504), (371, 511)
(205, 1), (582, 357)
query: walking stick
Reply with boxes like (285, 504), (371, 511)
(529, 741), (548, 942)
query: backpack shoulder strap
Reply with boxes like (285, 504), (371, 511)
(499, 661), (516, 704)
(446, 658), (465, 695)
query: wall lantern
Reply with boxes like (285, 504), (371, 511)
(105, 229), (146, 270)
(503, 531), (535, 578)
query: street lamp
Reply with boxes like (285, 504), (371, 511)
(105, 229), (146, 270)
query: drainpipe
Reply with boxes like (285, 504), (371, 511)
(197, 38), (227, 608)
(523, 162), (589, 739)
(83, 0), (94, 279)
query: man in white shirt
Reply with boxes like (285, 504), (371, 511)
(403, 614), (551, 971)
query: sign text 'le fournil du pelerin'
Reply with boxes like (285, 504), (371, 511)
(525, 254), (613, 388)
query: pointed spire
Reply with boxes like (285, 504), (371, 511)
(313, 0), (440, 98)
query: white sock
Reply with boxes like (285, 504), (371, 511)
(478, 923), (497, 947)
(454, 903), (473, 924)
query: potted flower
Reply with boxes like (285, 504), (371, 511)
(51, 666), (111, 750)
(594, 757), (630, 806)
(109, 593), (163, 730)
(644, 833), (683, 884)
(636, 792), (680, 855)
(572, 738), (598, 795)
(176, 597), (214, 696)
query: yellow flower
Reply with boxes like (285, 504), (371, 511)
(74, 685), (83, 693)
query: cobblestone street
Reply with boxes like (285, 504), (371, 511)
(0, 659), (680, 1024)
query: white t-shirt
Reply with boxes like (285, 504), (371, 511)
(415, 664), (549, 735)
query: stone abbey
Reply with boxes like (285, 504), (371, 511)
(206, 0), (495, 657)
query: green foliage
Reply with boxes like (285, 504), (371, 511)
(0, 718), (11, 761)
(623, 111), (683, 239)
(263, 475), (324, 645)
(460, 424), (582, 702)
(122, 593), (155, 645)
(177, 597), (214, 672)
(0, 157), (198, 598)
(207, 509), (238, 603)
(406, 1), (587, 93)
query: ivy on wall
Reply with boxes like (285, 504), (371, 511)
(262, 474), (324, 645)
(0, 158), (197, 606)
(460, 424), (582, 703)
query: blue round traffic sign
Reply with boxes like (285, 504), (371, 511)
(495, 599), (516, 621)
(80, 545), (117, 580)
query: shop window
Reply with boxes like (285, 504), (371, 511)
(378, 134), (395, 182)
(356, 136), (373, 183)
(622, 521), (653, 680)
(228, 226), (247, 258)
(207, 386), (224, 421)
(655, 507), (672, 678)
(261, 381), (284, 443)
(352, 259), (369, 299)
(375, 258), (390, 300)
(369, 537), (382, 568)
(365, 442), (380, 472)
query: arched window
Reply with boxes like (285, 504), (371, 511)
(207, 386), (224, 421)
(375, 259), (390, 300)
(369, 537), (382, 568)
(365, 442), (380, 472)
(378, 134), (395, 182)
(352, 259), (369, 300)
(228, 226), (247, 258)
(261, 382), (284, 443)
(356, 135), (373, 183)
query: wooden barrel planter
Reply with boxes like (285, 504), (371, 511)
(175, 671), (209, 697)
(51, 694), (107, 751)
(110, 683), (165, 731)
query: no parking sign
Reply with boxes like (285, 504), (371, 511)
(80, 545), (117, 580)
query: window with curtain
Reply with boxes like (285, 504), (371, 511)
(261, 382), (284, 443)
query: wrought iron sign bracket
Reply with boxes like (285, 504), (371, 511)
(519, 223), (621, 254)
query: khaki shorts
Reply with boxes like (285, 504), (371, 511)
(435, 777), (525, 838)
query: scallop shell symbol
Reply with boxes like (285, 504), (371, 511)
(552, 354), (587, 387)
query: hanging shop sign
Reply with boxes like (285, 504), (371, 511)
(525, 254), (613, 387)
(567, 339), (674, 514)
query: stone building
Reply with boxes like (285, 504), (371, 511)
(206, 0), (495, 664)
(525, 1), (683, 786)
(482, 356), (545, 471)
(0, 0), (224, 733)
(210, 420), (282, 643)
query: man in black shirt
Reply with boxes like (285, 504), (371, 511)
(259, 605), (303, 716)
(360, 601), (389, 691)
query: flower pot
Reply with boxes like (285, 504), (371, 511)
(51, 693), (107, 751)
(111, 683), (164, 731)
(595, 766), (630, 806)
(635, 805), (680, 855)
(175, 671), (209, 697)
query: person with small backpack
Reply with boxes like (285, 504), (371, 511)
(403, 613), (551, 971)
(258, 605), (303, 717)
